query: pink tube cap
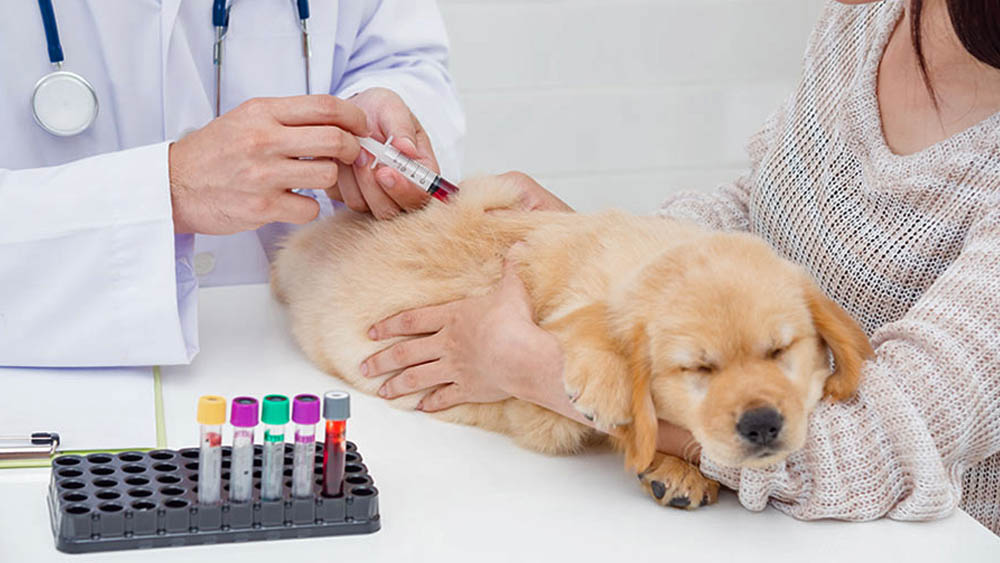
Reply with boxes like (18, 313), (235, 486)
(230, 396), (259, 427)
(292, 394), (321, 424)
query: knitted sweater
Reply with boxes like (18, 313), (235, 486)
(657, 0), (1000, 534)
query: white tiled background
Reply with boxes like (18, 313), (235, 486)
(438, 0), (825, 213)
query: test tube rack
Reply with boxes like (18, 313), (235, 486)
(46, 441), (379, 553)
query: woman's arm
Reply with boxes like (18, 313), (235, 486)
(363, 237), (698, 463)
(701, 208), (1000, 521)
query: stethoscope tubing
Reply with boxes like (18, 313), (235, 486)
(31, 0), (312, 134)
(33, 0), (99, 136)
(213, 0), (312, 117)
(37, 0), (65, 66)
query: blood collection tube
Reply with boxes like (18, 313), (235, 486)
(196, 395), (226, 505)
(321, 391), (350, 497)
(291, 394), (320, 498)
(229, 397), (258, 503)
(260, 394), (289, 501)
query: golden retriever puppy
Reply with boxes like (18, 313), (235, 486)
(271, 175), (872, 509)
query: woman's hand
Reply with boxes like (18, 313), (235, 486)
(496, 171), (574, 212)
(361, 248), (565, 411)
(657, 420), (702, 465)
(330, 87), (438, 219)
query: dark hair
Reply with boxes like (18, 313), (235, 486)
(911, 0), (1000, 103)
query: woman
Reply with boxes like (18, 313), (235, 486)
(361, 0), (1000, 533)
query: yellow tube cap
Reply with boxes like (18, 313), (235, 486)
(197, 395), (226, 425)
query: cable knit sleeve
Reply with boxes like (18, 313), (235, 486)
(699, 207), (1000, 522)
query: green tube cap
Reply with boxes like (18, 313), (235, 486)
(261, 394), (290, 425)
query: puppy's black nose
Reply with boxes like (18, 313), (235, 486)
(737, 407), (783, 446)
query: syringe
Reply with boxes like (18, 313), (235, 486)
(358, 136), (459, 202)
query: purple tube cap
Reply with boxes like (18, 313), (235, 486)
(230, 396), (259, 427)
(292, 394), (321, 424)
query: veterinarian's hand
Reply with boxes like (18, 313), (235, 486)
(169, 95), (369, 235)
(328, 88), (439, 219)
(362, 249), (562, 411)
(497, 171), (574, 212)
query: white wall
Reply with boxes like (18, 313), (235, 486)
(438, 0), (825, 213)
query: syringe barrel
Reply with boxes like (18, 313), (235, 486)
(197, 424), (223, 505)
(261, 423), (285, 501)
(229, 427), (254, 503)
(376, 143), (437, 191)
(292, 423), (316, 498)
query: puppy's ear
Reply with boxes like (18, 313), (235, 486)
(622, 323), (658, 472)
(802, 279), (873, 401)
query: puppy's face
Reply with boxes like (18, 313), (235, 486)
(619, 233), (872, 470)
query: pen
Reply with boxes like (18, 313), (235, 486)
(0, 432), (60, 460)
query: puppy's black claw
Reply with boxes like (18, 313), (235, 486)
(701, 493), (709, 506)
(583, 413), (594, 422)
(669, 496), (691, 508)
(650, 480), (666, 500)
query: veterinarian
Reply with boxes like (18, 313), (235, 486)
(0, 1), (463, 366)
(363, 0), (1000, 535)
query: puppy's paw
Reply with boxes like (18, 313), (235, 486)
(638, 454), (719, 510)
(564, 359), (633, 433)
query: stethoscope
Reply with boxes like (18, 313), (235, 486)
(214, 0), (312, 117)
(32, 0), (99, 137)
(31, 0), (312, 137)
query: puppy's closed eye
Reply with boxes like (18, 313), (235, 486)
(683, 364), (716, 375)
(767, 347), (787, 360)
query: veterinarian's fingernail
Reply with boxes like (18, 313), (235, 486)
(399, 137), (417, 155)
(415, 399), (425, 411)
(669, 496), (691, 508)
(368, 327), (377, 339)
(360, 363), (369, 377)
(377, 385), (388, 397)
(355, 151), (368, 167)
(650, 481), (666, 500)
(378, 173), (396, 190)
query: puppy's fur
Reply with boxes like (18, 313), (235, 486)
(272, 176), (872, 509)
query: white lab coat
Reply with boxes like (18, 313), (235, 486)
(0, 1), (465, 367)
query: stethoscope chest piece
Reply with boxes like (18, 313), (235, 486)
(31, 70), (98, 136)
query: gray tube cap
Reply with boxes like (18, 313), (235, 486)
(323, 390), (351, 420)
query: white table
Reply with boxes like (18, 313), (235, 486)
(2, 284), (998, 561)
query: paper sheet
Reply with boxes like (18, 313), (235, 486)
(0, 366), (157, 453)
